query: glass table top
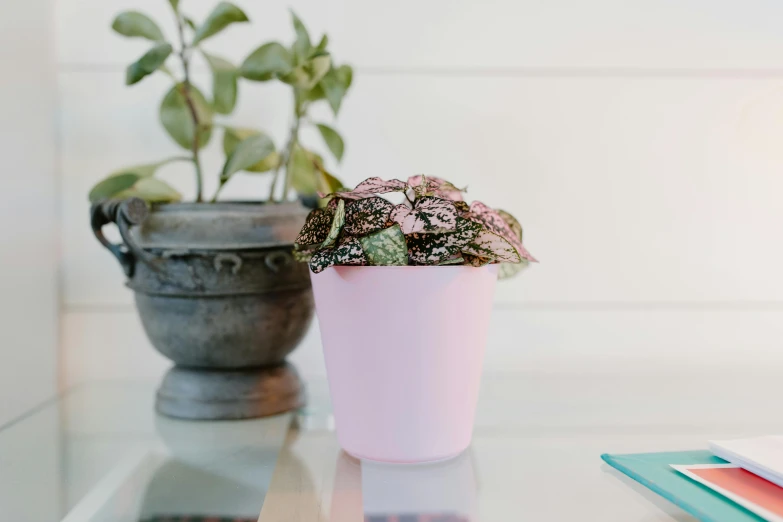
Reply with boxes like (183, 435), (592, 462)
(2, 372), (783, 521)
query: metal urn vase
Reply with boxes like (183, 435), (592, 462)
(91, 198), (314, 420)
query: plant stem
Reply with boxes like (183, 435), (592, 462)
(174, 10), (204, 202)
(269, 108), (302, 203)
(210, 181), (226, 203)
(280, 117), (301, 202)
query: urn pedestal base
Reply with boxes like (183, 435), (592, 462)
(155, 363), (305, 420)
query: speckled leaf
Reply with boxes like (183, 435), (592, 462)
(408, 174), (464, 201)
(469, 201), (537, 262)
(309, 248), (335, 273)
(463, 254), (492, 267)
(293, 247), (316, 262)
(359, 224), (408, 266)
(453, 200), (470, 214)
(407, 218), (482, 265)
(333, 237), (366, 266)
(462, 230), (522, 263)
(344, 197), (394, 236)
(295, 207), (333, 247)
(499, 258), (529, 279)
(497, 209), (523, 242)
(321, 198), (345, 248)
(326, 177), (408, 199)
(306, 237), (366, 273)
(495, 208), (527, 278)
(437, 256), (465, 266)
(391, 196), (458, 234)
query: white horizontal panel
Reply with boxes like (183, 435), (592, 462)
(56, 0), (329, 67)
(59, 0), (783, 69)
(62, 307), (783, 386)
(337, 75), (783, 303)
(329, 0), (783, 70)
(61, 72), (783, 304)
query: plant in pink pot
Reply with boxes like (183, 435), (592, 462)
(294, 175), (536, 463)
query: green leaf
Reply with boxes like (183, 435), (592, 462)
(88, 159), (180, 203)
(280, 55), (331, 90)
(114, 178), (182, 203)
(126, 43), (172, 85)
(290, 10), (311, 62)
(159, 83), (213, 149)
(184, 16), (197, 30)
(112, 11), (165, 41)
(88, 173), (141, 203)
(318, 65), (352, 115)
(110, 160), (171, 179)
(321, 199), (345, 248)
(315, 123), (344, 162)
(317, 170), (343, 201)
(221, 134), (275, 181)
(240, 42), (293, 81)
(202, 52), (238, 114)
(192, 2), (249, 44)
(359, 224), (408, 266)
(336, 64), (353, 90)
(222, 128), (279, 172)
(168, 0), (179, 12)
(314, 35), (328, 54)
(289, 145), (318, 195)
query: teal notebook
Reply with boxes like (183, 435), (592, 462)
(601, 450), (765, 522)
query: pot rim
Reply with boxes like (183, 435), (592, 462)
(150, 201), (308, 213)
(315, 264), (500, 273)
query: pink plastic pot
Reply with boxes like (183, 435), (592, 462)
(310, 265), (498, 463)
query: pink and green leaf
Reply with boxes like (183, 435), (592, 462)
(295, 207), (334, 247)
(407, 217), (482, 264)
(408, 174), (464, 201)
(462, 230), (522, 263)
(324, 176), (408, 200)
(344, 196), (394, 236)
(497, 208), (522, 241)
(333, 236), (367, 266)
(468, 201), (536, 262)
(309, 248), (335, 273)
(308, 236), (366, 274)
(359, 223), (408, 266)
(391, 196), (458, 234)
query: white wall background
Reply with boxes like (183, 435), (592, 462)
(0, 0), (58, 425)
(58, 0), (783, 387)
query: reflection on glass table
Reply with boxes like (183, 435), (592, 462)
(334, 450), (477, 522)
(3, 373), (783, 521)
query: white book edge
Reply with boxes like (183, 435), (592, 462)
(709, 440), (783, 490)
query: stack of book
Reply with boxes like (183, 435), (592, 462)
(603, 436), (783, 521)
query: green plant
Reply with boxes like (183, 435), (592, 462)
(294, 175), (537, 278)
(88, 1), (352, 205)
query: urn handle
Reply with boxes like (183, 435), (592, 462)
(90, 198), (156, 277)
